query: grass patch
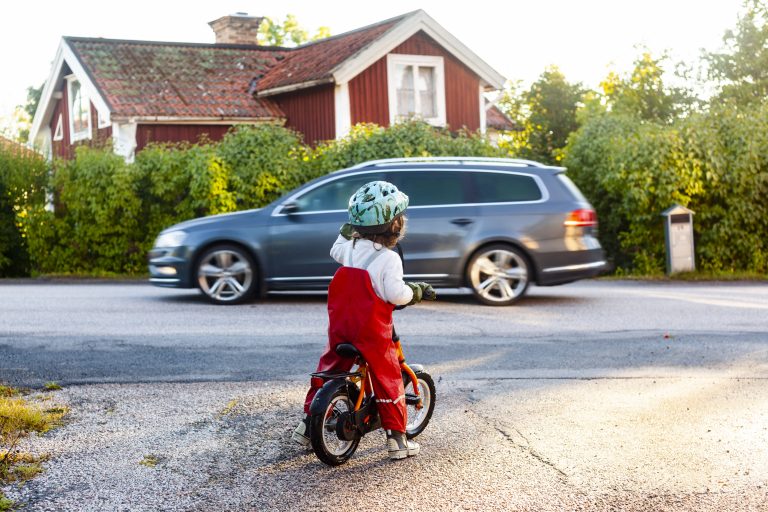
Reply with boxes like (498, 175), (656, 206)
(31, 271), (148, 280)
(42, 382), (61, 392)
(218, 399), (239, 418)
(0, 493), (14, 511)
(0, 388), (17, 399)
(1, 383), (68, 504)
(139, 455), (158, 468)
(599, 270), (768, 282)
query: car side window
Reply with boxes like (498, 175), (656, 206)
(386, 170), (467, 206)
(472, 171), (543, 203)
(294, 173), (386, 212)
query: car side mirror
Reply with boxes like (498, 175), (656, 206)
(281, 202), (299, 215)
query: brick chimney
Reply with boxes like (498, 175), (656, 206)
(209, 13), (264, 44)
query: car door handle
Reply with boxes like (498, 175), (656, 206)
(451, 218), (474, 226)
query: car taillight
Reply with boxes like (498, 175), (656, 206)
(564, 208), (597, 227)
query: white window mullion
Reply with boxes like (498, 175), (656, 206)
(412, 65), (421, 115)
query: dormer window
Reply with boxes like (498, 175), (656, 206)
(387, 54), (446, 127)
(67, 77), (91, 142)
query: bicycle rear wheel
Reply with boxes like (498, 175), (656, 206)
(310, 388), (360, 466)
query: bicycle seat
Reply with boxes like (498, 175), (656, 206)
(335, 343), (362, 359)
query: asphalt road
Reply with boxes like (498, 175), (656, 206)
(1, 280), (767, 386)
(1, 280), (767, 511)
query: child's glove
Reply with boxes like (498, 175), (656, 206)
(406, 282), (437, 305)
(339, 223), (356, 240)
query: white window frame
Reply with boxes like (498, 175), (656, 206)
(53, 114), (64, 141)
(386, 54), (446, 127)
(66, 75), (92, 142)
(97, 109), (111, 129)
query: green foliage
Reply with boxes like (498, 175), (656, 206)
(498, 66), (582, 164)
(705, 0), (768, 105)
(0, 144), (48, 277)
(216, 123), (308, 208)
(564, 101), (768, 274)
(600, 52), (693, 123)
(258, 15), (331, 46)
(12, 122), (505, 276)
(313, 121), (505, 174)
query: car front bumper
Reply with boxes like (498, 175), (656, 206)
(148, 247), (194, 288)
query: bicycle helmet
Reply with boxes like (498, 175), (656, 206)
(348, 181), (409, 235)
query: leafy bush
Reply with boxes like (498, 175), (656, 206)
(0, 145), (48, 277)
(18, 121), (506, 276)
(563, 102), (768, 274)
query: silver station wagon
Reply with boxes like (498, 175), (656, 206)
(148, 157), (606, 305)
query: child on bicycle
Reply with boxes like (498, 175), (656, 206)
(293, 181), (435, 460)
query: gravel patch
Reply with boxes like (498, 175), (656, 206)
(3, 378), (767, 511)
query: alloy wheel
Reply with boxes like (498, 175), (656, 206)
(468, 246), (530, 305)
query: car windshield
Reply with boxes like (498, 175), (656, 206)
(294, 172), (386, 212)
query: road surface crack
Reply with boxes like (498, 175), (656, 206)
(464, 399), (568, 480)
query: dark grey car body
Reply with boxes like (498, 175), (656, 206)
(149, 157), (606, 304)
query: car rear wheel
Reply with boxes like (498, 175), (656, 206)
(196, 244), (257, 305)
(467, 244), (530, 306)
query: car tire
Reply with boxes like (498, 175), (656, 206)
(195, 244), (257, 305)
(466, 244), (530, 306)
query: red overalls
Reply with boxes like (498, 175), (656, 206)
(303, 251), (407, 432)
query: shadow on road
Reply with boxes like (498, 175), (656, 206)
(151, 289), (589, 308)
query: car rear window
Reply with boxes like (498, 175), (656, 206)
(386, 171), (466, 206)
(556, 173), (588, 202)
(472, 171), (543, 203)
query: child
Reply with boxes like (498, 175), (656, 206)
(293, 181), (435, 460)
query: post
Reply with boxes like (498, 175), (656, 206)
(661, 204), (695, 275)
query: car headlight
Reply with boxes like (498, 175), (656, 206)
(154, 230), (188, 248)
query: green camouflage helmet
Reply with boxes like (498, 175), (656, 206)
(348, 181), (409, 234)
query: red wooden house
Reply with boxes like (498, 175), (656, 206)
(30, 10), (512, 161)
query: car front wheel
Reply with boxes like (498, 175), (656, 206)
(467, 244), (530, 306)
(196, 244), (257, 305)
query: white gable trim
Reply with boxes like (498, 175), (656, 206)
(332, 10), (506, 90)
(30, 38), (112, 149)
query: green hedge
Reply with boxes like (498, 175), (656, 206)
(563, 101), (768, 274)
(23, 121), (504, 275)
(0, 145), (47, 277)
(5, 116), (767, 277)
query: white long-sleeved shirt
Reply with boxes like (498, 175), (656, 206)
(329, 235), (414, 306)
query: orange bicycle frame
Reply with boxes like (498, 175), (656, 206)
(351, 340), (422, 412)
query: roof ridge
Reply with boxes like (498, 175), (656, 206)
(287, 9), (419, 51)
(63, 36), (291, 52)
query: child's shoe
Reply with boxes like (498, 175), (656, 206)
(386, 430), (420, 460)
(292, 416), (311, 447)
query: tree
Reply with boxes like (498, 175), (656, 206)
(704, 0), (768, 105)
(498, 66), (582, 164)
(23, 84), (44, 120)
(258, 15), (331, 47)
(600, 52), (692, 123)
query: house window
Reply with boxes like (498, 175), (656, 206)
(387, 54), (445, 126)
(53, 114), (64, 141)
(67, 77), (91, 141)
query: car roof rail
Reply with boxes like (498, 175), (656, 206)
(346, 156), (552, 170)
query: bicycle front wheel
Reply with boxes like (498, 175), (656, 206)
(403, 370), (436, 439)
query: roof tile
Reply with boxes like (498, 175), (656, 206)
(257, 15), (405, 93)
(67, 38), (288, 118)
